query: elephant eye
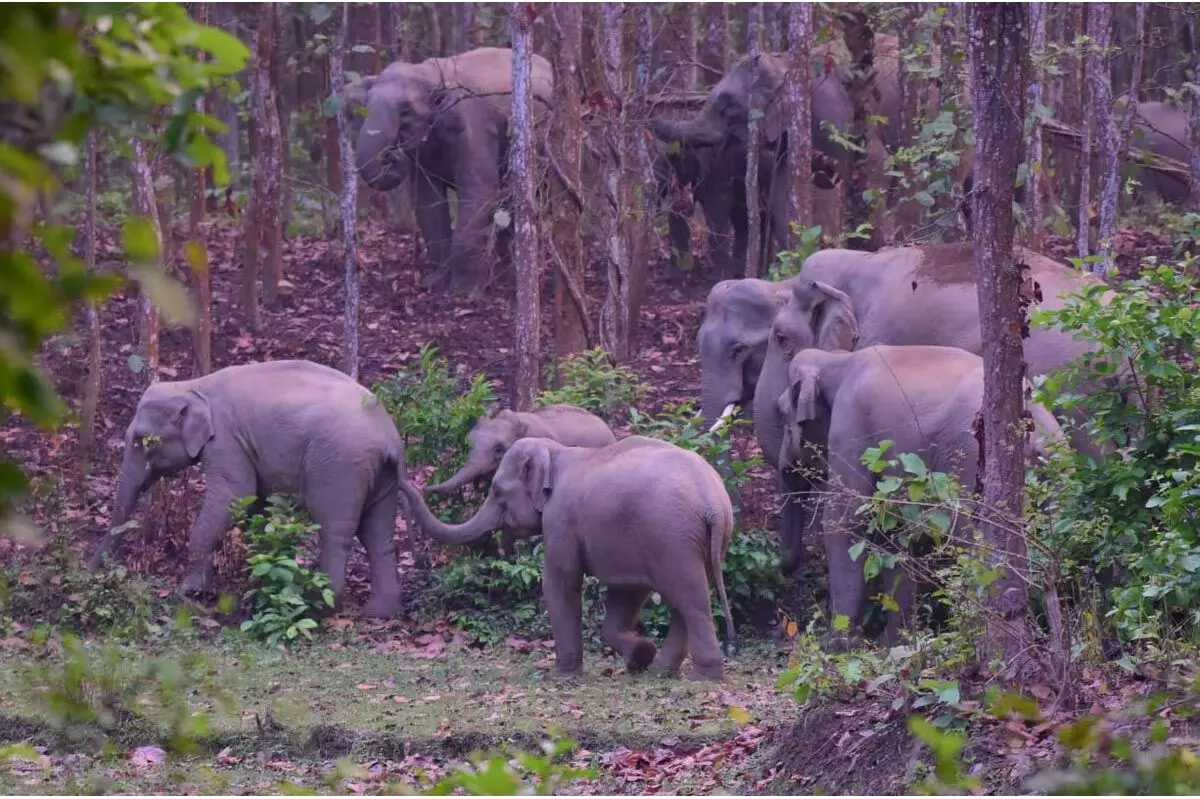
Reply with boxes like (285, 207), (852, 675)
(493, 444), (506, 457)
(730, 342), (747, 360)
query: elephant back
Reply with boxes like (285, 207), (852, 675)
(419, 47), (554, 107)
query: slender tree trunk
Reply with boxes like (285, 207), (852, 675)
(323, 23), (343, 238)
(683, 5), (699, 90)
(331, 5), (360, 380)
(968, 2), (1031, 674)
(1076, 8), (1092, 258)
(190, 3), (212, 376)
(131, 136), (162, 383)
(1025, 3), (1047, 250)
(275, 4), (294, 237)
(78, 131), (102, 470)
(701, 4), (728, 87)
(1089, 4), (1118, 274)
(744, 3), (762, 277)
(1189, 12), (1200, 211)
(510, 3), (540, 410)
(1118, 4), (1146, 153)
(548, 4), (590, 365)
(842, 9), (879, 250)
(251, 4), (283, 304)
(217, 4), (240, 185)
(427, 4), (443, 57)
(786, 4), (813, 240)
(380, 3), (395, 62)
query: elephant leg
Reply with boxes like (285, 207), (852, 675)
(651, 607), (689, 677)
(305, 476), (371, 610)
(659, 563), (724, 681)
(602, 587), (655, 672)
(446, 187), (497, 294)
(779, 467), (818, 574)
(542, 548), (585, 675)
(413, 170), (452, 289)
(820, 474), (872, 651)
(181, 470), (255, 596)
(355, 482), (402, 619)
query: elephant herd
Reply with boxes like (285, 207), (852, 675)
(93, 239), (1116, 679)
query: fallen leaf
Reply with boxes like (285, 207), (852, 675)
(130, 745), (165, 768)
(356, 683), (378, 691)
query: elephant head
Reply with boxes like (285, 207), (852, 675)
(351, 66), (442, 191)
(91, 384), (214, 567)
(697, 279), (789, 428)
(428, 409), (523, 494)
(752, 279), (860, 467)
(402, 439), (553, 545)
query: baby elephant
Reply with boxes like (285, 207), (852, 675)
(428, 404), (616, 493)
(92, 359), (407, 618)
(775, 345), (1062, 650)
(402, 436), (735, 680)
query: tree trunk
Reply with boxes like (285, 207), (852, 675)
(1076, 7), (1092, 257)
(967, 2), (1032, 675)
(785, 4), (813, 241)
(216, 3), (240, 185)
(547, 4), (590, 366)
(1118, 4), (1146, 154)
(427, 4), (443, 57)
(323, 21), (343, 238)
(510, 3), (541, 410)
(683, 5), (699, 90)
(1089, 4), (1118, 274)
(329, 5), (360, 380)
(1024, 3), (1047, 251)
(250, 4), (282, 305)
(744, 2), (762, 277)
(1189, 12), (1200, 211)
(842, 8), (880, 250)
(701, 4), (728, 87)
(190, 3), (212, 376)
(131, 136), (162, 383)
(78, 131), (102, 470)
(275, 3), (294, 237)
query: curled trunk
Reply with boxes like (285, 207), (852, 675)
(399, 480), (503, 545)
(427, 459), (493, 494)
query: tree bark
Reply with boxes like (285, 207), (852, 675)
(1076, 7), (1092, 258)
(251, 4), (283, 304)
(1117, 4), (1146, 154)
(547, 4), (590, 366)
(1189, 11), (1200, 211)
(683, 5), (699, 90)
(744, 3), (762, 277)
(967, 2), (1031, 675)
(323, 17), (343, 238)
(78, 131), (102, 470)
(216, 3), (240, 184)
(510, 3), (540, 410)
(330, 4), (360, 380)
(1024, 3), (1047, 251)
(842, 8), (879, 250)
(190, 2), (212, 376)
(131, 136), (162, 383)
(785, 4), (813, 241)
(1089, 4), (1118, 274)
(701, 4), (728, 87)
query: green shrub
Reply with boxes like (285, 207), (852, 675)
(768, 223), (823, 281)
(628, 400), (760, 500)
(538, 348), (645, 421)
(235, 495), (334, 647)
(1033, 261), (1200, 642)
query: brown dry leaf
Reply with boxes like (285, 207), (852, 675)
(356, 683), (378, 691)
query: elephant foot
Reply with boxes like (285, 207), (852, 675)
(447, 266), (489, 296)
(178, 572), (212, 599)
(625, 639), (658, 673)
(362, 593), (401, 619)
(820, 629), (865, 654)
(420, 264), (451, 291)
(687, 660), (726, 682)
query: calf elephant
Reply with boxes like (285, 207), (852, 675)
(429, 404), (616, 494)
(91, 360), (407, 618)
(401, 436), (735, 680)
(349, 47), (554, 292)
(775, 345), (1063, 649)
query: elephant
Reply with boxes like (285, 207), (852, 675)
(91, 360), (407, 618)
(400, 436), (736, 680)
(1127, 100), (1191, 205)
(349, 47), (554, 292)
(696, 243), (1106, 573)
(774, 345), (1063, 649)
(428, 404), (616, 494)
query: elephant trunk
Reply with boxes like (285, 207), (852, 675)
(91, 449), (150, 568)
(400, 480), (504, 545)
(445, 189), (496, 292)
(701, 364), (751, 430)
(650, 115), (725, 148)
(427, 459), (493, 494)
(355, 115), (406, 191)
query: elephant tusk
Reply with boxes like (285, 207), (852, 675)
(709, 403), (737, 434)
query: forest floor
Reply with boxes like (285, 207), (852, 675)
(0, 213), (1188, 794)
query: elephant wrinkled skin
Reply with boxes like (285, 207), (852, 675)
(349, 47), (554, 292)
(775, 345), (1063, 650)
(429, 404), (616, 494)
(401, 436), (735, 681)
(92, 360), (407, 618)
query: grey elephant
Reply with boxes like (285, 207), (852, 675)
(92, 360), (406, 618)
(697, 243), (1106, 573)
(350, 47), (554, 292)
(1127, 100), (1190, 205)
(775, 345), (1063, 649)
(400, 436), (735, 680)
(428, 404), (616, 494)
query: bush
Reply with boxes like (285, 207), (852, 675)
(537, 348), (644, 421)
(235, 495), (334, 647)
(1033, 261), (1200, 642)
(628, 400), (760, 499)
(768, 223), (823, 281)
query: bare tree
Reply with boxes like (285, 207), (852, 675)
(190, 2), (212, 375)
(510, 3), (541, 409)
(547, 4), (590, 364)
(1076, 11), (1093, 259)
(1189, 11), (1200, 211)
(1089, 4), (1118, 273)
(131, 136), (162, 383)
(254, 4), (284, 304)
(701, 4), (728, 87)
(968, 3), (1032, 672)
(785, 4), (813, 240)
(1117, 4), (1146, 154)
(329, 4), (360, 380)
(1024, 3), (1047, 250)
(683, 5), (699, 90)
(744, 3), (762, 277)
(78, 131), (102, 469)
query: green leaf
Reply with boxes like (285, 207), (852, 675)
(898, 452), (928, 479)
(130, 264), (197, 326)
(848, 540), (867, 563)
(127, 354), (145, 374)
(122, 217), (160, 264)
(322, 95), (342, 119)
(191, 26), (251, 71)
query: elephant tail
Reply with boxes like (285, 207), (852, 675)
(708, 513), (737, 658)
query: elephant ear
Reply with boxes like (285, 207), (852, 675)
(784, 365), (822, 427)
(176, 391), (214, 459)
(430, 87), (467, 137)
(520, 443), (554, 513)
(344, 75), (375, 107)
(808, 281), (860, 351)
(753, 56), (786, 145)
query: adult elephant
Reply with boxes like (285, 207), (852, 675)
(349, 47), (554, 292)
(697, 243), (1107, 573)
